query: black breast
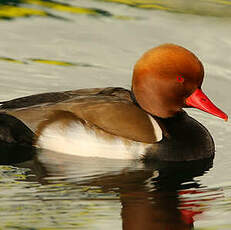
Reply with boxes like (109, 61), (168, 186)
(145, 111), (215, 162)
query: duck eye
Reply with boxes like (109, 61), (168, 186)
(177, 76), (184, 83)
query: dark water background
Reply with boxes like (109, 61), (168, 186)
(0, 0), (231, 229)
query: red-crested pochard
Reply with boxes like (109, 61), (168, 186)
(0, 44), (228, 161)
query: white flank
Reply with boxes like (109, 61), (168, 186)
(36, 121), (150, 159)
(148, 115), (163, 142)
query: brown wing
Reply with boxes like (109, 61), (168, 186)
(2, 88), (157, 143)
(0, 87), (130, 109)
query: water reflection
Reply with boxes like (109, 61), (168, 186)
(21, 148), (213, 229)
(1, 0), (230, 22)
(97, 0), (231, 17)
(120, 187), (197, 230)
(0, 56), (100, 67)
(2, 141), (231, 229)
(0, 0), (134, 20)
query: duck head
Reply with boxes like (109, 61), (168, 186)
(132, 44), (228, 120)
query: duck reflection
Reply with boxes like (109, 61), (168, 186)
(119, 171), (206, 230)
(25, 148), (213, 230)
(0, 141), (214, 229)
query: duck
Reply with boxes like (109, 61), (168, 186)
(0, 44), (228, 162)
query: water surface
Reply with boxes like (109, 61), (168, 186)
(0, 0), (231, 229)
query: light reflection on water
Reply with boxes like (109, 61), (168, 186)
(1, 149), (230, 230)
(0, 151), (215, 230)
(0, 166), (121, 229)
(0, 0), (231, 229)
